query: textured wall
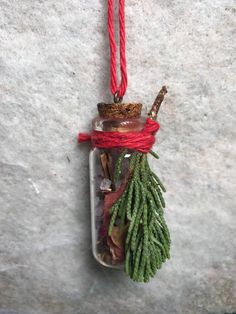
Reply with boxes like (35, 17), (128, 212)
(0, 0), (235, 314)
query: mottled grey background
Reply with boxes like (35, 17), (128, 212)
(0, 0), (235, 314)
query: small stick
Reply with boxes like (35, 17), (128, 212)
(148, 86), (168, 121)
(100, 152), (115, 190)
(100, 152), (111, 179)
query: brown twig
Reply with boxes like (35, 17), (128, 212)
(148, 86), (168, 120)
(100, 152), (115, 191)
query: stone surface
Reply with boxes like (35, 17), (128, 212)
(0, 0), (236, 313)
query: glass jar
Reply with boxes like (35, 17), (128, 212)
(90, 102), (145, 268)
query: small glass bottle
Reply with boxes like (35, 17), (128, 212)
(90, 102), (145, 268)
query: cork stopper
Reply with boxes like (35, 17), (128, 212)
(97, 103), (142, 119)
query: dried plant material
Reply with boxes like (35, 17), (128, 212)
(148, 86), (168, 120)
(99, 178), (128, 238)
(98, 179), (129, 264)
(100, 178), (112, 191)
(107, 238), (124, 263)
(110, 225), (127, 249)
(100, 152), (112, 179)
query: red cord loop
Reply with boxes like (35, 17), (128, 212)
(78, 118), (160, 154)
(108, 0), (127, 98)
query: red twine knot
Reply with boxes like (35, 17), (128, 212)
(78, 118), (160, 154)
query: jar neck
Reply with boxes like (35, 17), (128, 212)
(92, 117), (146, 132)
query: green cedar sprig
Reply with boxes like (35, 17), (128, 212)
(108, 151), (171, 282)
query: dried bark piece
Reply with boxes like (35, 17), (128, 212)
(100, 152), (112, 179)
(148, 86), (168, 120)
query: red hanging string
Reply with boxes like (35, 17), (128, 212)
(108, 0), (127, 99)
(78, 118), (160, 154)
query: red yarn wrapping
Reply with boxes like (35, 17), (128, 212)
(108, 0), (127, 97)
(78, 118), (160, 154)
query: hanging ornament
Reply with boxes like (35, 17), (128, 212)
(78, 0), (171, 282)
